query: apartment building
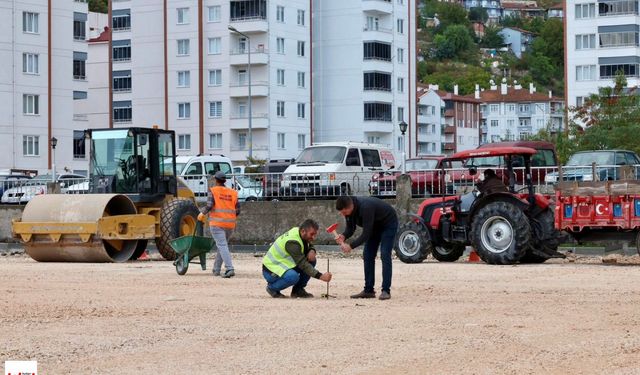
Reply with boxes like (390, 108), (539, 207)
(0, 1), (89, 174)
(312, 0), (417, 159)
(416, 86), (444, 155)
(437, 86), (481, 155)
(476, 80), (564, 144)
(461, 0), (502, 23)
(110, 0), (311, 162)
(566, 0), (640, 110)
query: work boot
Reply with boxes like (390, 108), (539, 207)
(212, 269), (221, 276)
(221, 269), (235, 278)
(291, 288), (314, 298)
(266, 286), (285, 298)
(378, 291), (391, 300)
(350, 290), (376, 299)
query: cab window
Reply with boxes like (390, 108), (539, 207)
(531, 150), (556, 167)
(345, 148), (361, 166)
(204, 162), (232, 175)
(361, 149), (382, 167)
(184, 163), (203, 175)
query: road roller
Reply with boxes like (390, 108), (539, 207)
(12, 127), (201, 262)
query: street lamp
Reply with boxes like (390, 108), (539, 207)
(50, 136), (58, 182)
(228, 25), (252, 159)
(399, 121), (408, 174)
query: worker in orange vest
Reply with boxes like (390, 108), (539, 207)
(198, 170), (239, 278)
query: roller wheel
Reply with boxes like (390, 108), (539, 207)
(433, 244), (465, 262)
(157, 198), (200, 261)
(129, 240), (148, 260)
(394, 221), (433, 263)
(470, 201), (531, 265)
(175, 255), (188, 275)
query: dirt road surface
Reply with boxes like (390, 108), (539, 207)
(2, 253), (640, 374)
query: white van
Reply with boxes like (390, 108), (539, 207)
(280, 142), (396, 198)
(177, 155), (233, 200)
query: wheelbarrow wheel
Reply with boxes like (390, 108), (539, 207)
(175, 255), (189, 275)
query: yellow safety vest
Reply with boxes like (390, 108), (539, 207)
(208, 186), (238, 229)
(263, 227), (304, 277)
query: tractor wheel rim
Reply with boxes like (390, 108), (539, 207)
(180, 215), (197, 236)
(436, 246), (453, 255)
(398, 230), (420, 257)
(480, 216), (513, 254)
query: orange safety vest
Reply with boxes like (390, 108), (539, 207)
(208, 186), (238, 229)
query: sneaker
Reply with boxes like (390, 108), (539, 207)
(266, 286), (285, 298)
(212, 269), (221, 276)
(378, 291), (391, 300)
(350, 290), (376, 299)
(291, 288), (314, 298)
(221, 269), (235, 278)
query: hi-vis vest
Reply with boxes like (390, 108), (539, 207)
(263, 227), (304, 277)
(208, 186), (238, 229)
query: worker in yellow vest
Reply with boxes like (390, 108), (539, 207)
(198, 170), (239, 278)
(262, 219), (332, 298)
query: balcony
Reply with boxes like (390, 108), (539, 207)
(481, 125), (488, 133)
(362, 25), (393, 42)
(443, 126), (455, 134)
(231, 144), (268, 152)
(362, 0), (392, 14)
(229, 17), (268, 33)
(229, 81), (269, 97)
(444, 143), (455, 151)
(229, 48), (269, 66)
(363, 120), (393, 133)
(229, 113), (269, 129)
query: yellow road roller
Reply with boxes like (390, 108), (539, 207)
(12, 127), (201, 262)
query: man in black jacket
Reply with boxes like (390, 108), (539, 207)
(335, 196), (398, 300)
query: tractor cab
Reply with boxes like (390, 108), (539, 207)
(88, 127), (178, 203)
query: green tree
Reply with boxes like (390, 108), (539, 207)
(527, 53), (555, 86)
(469, 7), (488, 23)
(480, 26), (504, 48)
(434, 25), (475, 60)
(530, 19), (563, 68)
(89, 0), (108, 13)
(434, 3), (470, 32)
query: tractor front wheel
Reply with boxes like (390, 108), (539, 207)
(394, 221), (433, 263)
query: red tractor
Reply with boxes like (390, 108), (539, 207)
(395, 146), (564, 265)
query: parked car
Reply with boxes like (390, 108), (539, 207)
(369, 157), (469, 197)
(1, 173), (87, 204)
(177, 154), (234, 201)
(545, 150), (640, 183)
(0, 174), (32, 198)
(234, 175), (263, 201)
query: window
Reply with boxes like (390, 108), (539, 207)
(177, 71), (190, 87)
(177, 8), (189, 24)
(362, 149), (382, 167)
(576, 96), (585, 106)
(73, 52), (87, 80)
(208, 37), (221, 54)
(507, 104), (515, 112)
(297, 103), (305, 119)
(599, 0), (638, 16)
(178, 134), (191, 150)
(366, 16), (379, 31)
(238, 133), (247, 149)
(297, 71), (305, 88)
(576, 65), (597, 81)
(397, 77), (404, 93)
(398, 107), (404, 122)
(364, 102), (392, 122)
(113, 70), (132, 92)
(113, 40), (131, 61)
(397, 19), (404, 34)
(238, 37), (247, 53)
(519, 119), (531, 127)
(230, 0), (267, 21)
(178, 103), (191, 119)
(458, 135), (464, 145)
(575, 3), (596, 18)
(297, 41), (305, 57)
(277, 133), (285, 149)
(536, 119), (545, 127)
(599, 31), (639, 48)
(298, 134), (305, 150)
(23, 94), (39, 115)
(297, 9), (305, 25)
(507, 119), (515, 127)
(177, 39), (190, 56)
(237, 101), (247, 117)
(277, 37), (285, 54)
(277, 101), (285, 117)
(576, 34), (596, 50)
(209, 101), (222, 118)
(277, 69), (285, 85)
(73, 131), (86, 159)
(23, 12), (38, 33)
(208, 6), (221, 22)
(209, 133), (222, 149)
(209, 69), (222, 86)
(112, 9), (131, 30)
(238, 69), (247, 85)
(22, 53), (39, 74)
(23, 135), (39, 156)
(73, 12), (86, 40)
(491, 120), (499, 127)
(368, 136), (381, 144)
(490, 104), (499, 113)
(277, 6), (284, 22)
(519, 104), (530, 112)
(363, 42), (391, 61)
(113, 100), (132, 123)
(363, 71), (391, 91)
(600, 63), (639, 78)
(397, 48), (404, 63)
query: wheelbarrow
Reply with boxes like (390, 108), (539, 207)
(170, 221), (215, 275)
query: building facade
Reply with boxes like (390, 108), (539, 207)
(566, 0), (640, 109)
(0, 1), (89, 174)
(437, 86), (481, 155)
(499, 27), (535, 58)
(416, 86), (444, 155)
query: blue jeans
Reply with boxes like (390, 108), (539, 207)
(263, 260), (316, 293)
(363, 222), (398, 293)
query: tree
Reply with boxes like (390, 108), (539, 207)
(434, 25), (475, 61)
(89, 0), (108, 13)
(528, 53), (555, 86)
(434, 3), (470, 32)
(469, 7), (488, 23)
(480, 26), (504, 48)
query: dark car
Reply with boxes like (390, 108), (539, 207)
(545, 150), (640, 183)
(261, 159), (294, 201)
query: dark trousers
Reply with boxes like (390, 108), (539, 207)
(263, 260), (316, 292)
(363, 222), (398, 293)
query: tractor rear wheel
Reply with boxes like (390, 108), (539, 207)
(394, 221), (433, 263)
(471, 201), (531, 265)
(157, 198), (200, 261)
(432, 244), (465, 262)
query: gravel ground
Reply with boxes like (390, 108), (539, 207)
(2, 253), (640, 374)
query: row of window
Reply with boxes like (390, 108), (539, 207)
(576, 63), (639, 80)
(482, 103), (538, 113)
(21, 52), (86, 81)
(575, 1), (638, 19)
(575, 32), (639, 49)
(362, 72), (405, 93)
(22, 11), (86, 40)
(363, 103), (406, 122)
(363, 16), (406, 35)
(363, 42), (405, 63)
(21, 131), (87, 158)
(489, 119), (547, 127)
(176, 132), (307, 151)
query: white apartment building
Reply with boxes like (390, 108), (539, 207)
(566, 0), (640, 109)
(477, 81), (565, 144)
(312, 0), (417, 159)
(0, 1), (89, 175)
(416, 87), (444, 155)
(110, 0), (311, 163)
